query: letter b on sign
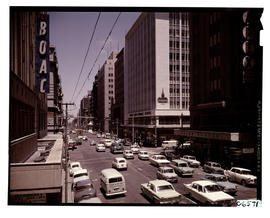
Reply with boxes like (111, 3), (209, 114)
(39, 21), (47, 36)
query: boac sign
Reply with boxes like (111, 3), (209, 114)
(36, 15), (49, 93)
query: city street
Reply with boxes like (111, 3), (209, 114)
(68, 132), (257, 205)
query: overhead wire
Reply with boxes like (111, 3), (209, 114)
(70, 12), (101, 102)
(74, 12), (122, 102)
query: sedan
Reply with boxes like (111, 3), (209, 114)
(141, 180), (181, 204)
(96, 144), (106, 152)
(156, 167), (178, 183)
(184, 180), (235, 206)
(138, 151), (149, 160)
(73, 178), (97, 203)
(203, 161), (224, 174)
(203, 174), (238, 195)
(149, 155), (170, 167)
(123, 150), (134, 159)
(69, 162), (82, 177)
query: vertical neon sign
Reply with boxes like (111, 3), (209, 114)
(36, 14), (49, 93)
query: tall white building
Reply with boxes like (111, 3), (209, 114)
(124, 12), (190, 145)
(97, 50), (118, 132)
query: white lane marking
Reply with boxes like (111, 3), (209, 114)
(137, 168), (143, 171)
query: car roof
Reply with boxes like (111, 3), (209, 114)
(153, 154), (165, 157)
(206, 173), (225, 178)
(159, 166), (174, 170)
(101, 168), (123, 178)
(124, 150), (132, 152)
(97, 143), (105, 146)
(115, 157), (126, 161)
(73, 175), (90, 184)
(192, 180), (216, 186)
(206, 161), (219, 164)
(74, 169), (88, 175)
(149, 179), (172, 186)
(231, 167), (250, 171)
(71, 162), (80, 166)
(172, 159), (188, 164)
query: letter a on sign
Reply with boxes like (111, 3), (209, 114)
(39, 60), (47, 74)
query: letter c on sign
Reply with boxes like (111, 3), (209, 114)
(40, 78), (47, 93)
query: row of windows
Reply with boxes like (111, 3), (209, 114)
(108, 79), (114, 83)
(108, 73), (114, 77)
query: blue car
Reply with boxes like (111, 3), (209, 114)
(203, 174), (238, 196)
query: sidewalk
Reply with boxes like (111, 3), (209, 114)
(61, 168), (74, 203)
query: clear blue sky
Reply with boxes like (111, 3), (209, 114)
(48, 12), (141, 116)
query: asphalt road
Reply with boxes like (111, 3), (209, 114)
(68, 132), (257, 205)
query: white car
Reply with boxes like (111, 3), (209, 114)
(138, 150), (149, 160)
(97, 134), (101, 138)
(123, 150), (134, 159)
(130, 144), (140, 154)
(112, 157), (127, 170)
(149, 154), (170, 167)
(224, 167), (257, 186)
(96, 143), (106, 152)
(184, 180), (235, 206)
(103, 139), (113, 147)
(141, 179), (181, 204)
(181, 155), (201, 167)
(82, 136), (88, 141)
(69, 162), (82, 177)
(156, 167), (178, 183)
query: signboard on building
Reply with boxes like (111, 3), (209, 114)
(36, 14), (50, 93)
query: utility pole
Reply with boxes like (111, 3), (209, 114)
(62, 102), (74, 203)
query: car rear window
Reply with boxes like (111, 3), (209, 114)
(157, 185), (173, 191)
(119, 160), (125, 163)
(109, 177), (123, 183)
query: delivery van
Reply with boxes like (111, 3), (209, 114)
(100, 168), (126, 197)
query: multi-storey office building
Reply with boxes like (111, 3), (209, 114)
(78, 91), (91, 129)
(124, 12), (190, 146)
(175, 9), (263, 173)
(111, 48), (124, 137)
(10, 9), (63, 204)
(97, 51), (118, 132)
(47, 45), (64, 133)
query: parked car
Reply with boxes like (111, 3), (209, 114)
(69, 162), (82, 177)
(141, 179), (181, 204)
(68, 139), (77, 150)
(203, 174), (238, 195)
(123, 150), (134, 159)
(73, 169), (88, 180)
(169, 159), (194, 177)
(138, 150), (149, 160)
(112, 157), (127, 170)
(180, 155), (200, 167)
(130, 143), (140, 154)
(110, 142), (124, 154)
(156, 167), (178, 183)
(149, 154), (170, 167)
(183, 180), (235, 206)
(224, 167), (257, 186)
(78, 197), (102, 203)
(203, 161), (224, 174)
(97, 133), (101, 138)
(73, 178), (97, 203)
(90, 140), (97, 146)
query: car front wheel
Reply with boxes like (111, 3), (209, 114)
(241, 179), (247, 186)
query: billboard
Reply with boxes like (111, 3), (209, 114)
(36, 14), (49, 93)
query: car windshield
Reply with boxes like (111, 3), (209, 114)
(141, 152), (148, 155)
(157, 185), (174, 191)
(74, 183), (93, 192)
(119, 160), (126, 163)
(74, 173), (87, 178)
(157, 156), (166, 160)
(188, 156), (195, 160)
(213, 163), (221, 168)
(72, 164), (79, 168)
(179, 163), (188, 167)
(125, 151), (132, 154)
(164, 169), (174, 173)
(205, 184), (221, 192)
